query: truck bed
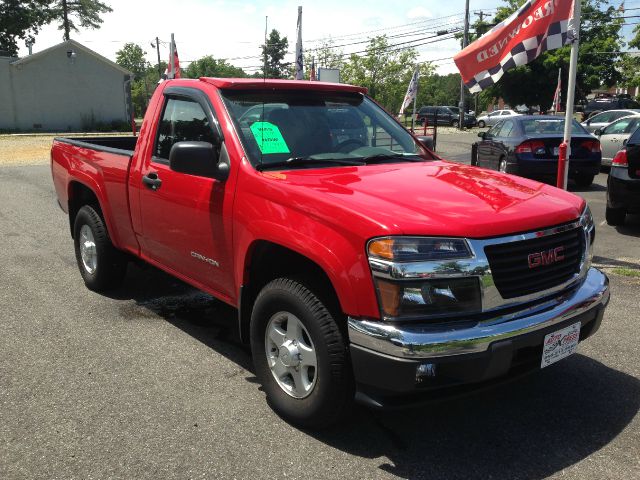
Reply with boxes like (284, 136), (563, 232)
(54, 136), (138, 155)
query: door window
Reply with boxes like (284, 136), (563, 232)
(589, 111), (613, 124)
(486, 121), (503, 137)
(155, 98), (218, 160)
(496, 119), (515, 137)
(603, 117), (638, 135)
(500, 111), (510, 116)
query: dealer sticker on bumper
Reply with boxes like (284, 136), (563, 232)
(541, 322), (581, 368)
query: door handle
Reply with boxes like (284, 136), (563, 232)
(142, 172), (162, 190)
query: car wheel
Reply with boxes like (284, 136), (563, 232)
(574, 174), (594, 188)
(451, 119), (459, 128)
(478, 120), (486, 128)
(73, 205), (127, 291)
(250, 278), (354, 428)
(499, 157), (508, 173)
(606, 206), (626, 226)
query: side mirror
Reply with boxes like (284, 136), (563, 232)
(169, 141), (229, 181)
(416, 135), (434, 151)
(594, 128), (603, 136)
(478, 132), (486, 139)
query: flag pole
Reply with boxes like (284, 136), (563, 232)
(558, 0), (581, 190)
(411, 86), (417, 131)
(169, 33), (175, 79)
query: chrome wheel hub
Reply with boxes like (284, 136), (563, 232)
(79, 225), (97, 275)
(265, 312), (317, 399)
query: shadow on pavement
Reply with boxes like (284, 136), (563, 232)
(108, 263), (638, 480)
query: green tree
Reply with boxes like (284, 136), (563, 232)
(620, 24), (640, 91)
(0, 1), (51, 56)
(184, 55), (247, 78)
(116, 42), (148, 79)
(52, 0), (113, 41)
(261, 29), (289, 78)
(341, 36), (421, 112)
(483, 0), (624, 110)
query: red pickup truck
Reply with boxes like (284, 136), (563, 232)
(52, 78), (609, 428)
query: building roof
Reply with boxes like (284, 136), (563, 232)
(10, 39), (131, 75)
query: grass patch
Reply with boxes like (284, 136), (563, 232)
(611, 267), (640, 278)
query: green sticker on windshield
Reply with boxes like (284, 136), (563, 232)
(250, 121), (290, 154)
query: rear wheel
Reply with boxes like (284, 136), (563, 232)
(478, 120), (486, 128)
(73, 205), (127, 291)
(606, 206), (626, 226)
(574, 174), (594, 188)
(250, 277), (353, 428)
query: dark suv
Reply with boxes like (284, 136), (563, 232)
(417, 106), (476, 128)
(584, 95), (640, 120)
(606, 125), (640, 225)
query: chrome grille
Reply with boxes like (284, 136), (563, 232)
(484, 226), (583, 299)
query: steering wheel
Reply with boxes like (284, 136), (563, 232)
(335, 139), (365, 153)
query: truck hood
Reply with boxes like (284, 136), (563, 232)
(259, 161), (585, 239)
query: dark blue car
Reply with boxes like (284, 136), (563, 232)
(474, 115), (602, 187)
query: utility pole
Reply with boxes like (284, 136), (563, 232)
(264, 16), (268, 78)
(459, 0), (470, 130)
(152, 37), (162, 80)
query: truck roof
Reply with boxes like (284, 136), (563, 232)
(199, 77), (368, 94)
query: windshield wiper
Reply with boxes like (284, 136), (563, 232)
(359, 153), (426, 164)
(256, 157), (366, 171)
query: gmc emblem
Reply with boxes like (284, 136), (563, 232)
(528, 246), (565, 269)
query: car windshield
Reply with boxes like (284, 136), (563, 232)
(520, 118), (587, 135)
(220, 89), (426, 170)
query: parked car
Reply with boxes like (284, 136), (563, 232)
(417, 105), (476, 128)
(606, 126), (640, 225)
(581, 109), (640, 133)
(475, 115), (601, 187)
(583, 95), (640, 121)
(51, 78), (608, 428)
(593, 114), (640, 166)
(477, 109), (520, 128)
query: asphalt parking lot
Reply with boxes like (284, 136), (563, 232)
(1, 134), (639, 479)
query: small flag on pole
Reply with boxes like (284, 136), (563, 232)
(295, 6), (304, 80)
(552, 68), (561, 113)
(454, 0), (575, 93)
(399, 66), (420, 116)
(164, 34), (181, 79)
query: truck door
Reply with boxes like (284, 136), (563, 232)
(137, 87), (234, 299)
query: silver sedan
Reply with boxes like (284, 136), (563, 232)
(476, 109), (520, 128)
(594, 114), (640, 166)
(581, 109), (640, 133)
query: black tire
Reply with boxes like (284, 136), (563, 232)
(606, 206), (626, 226)
(250, 277), (353, 428)
(451, 119), (459, 128)
(73, 205), (127, 291)
(574, 174), (594, 188)
(478, 120), (486, 128)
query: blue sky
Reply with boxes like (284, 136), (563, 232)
(18, 0), (634, 76)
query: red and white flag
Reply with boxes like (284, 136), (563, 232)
(454, 0), (576, 93)
(399, 66), (420, 115)
(552, 68), (561, 112)
(164, 35), (181, 79)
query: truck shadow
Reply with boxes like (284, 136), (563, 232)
(108, 263), (638, 480)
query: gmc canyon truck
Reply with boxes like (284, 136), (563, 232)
(51, 78), (610, 428)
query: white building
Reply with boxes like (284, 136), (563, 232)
(0, 40), (132, 131)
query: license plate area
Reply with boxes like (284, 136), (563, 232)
(541, 322), (581, 368)
(553, 146), (560, 156)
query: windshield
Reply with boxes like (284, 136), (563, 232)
(220, 89), (427, 170)
(520, 118), (588, 135)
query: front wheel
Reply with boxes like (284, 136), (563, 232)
(250, 278), (353, 428)
(451, 119), (459, 128)
(478, 120), (486, 128)
(73, 205), (127, 291)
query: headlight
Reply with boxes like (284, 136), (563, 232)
(367, 236), (481, 321)
(368, 237), (472, 262)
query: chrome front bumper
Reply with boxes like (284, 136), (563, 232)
(348, 267), (609, 359)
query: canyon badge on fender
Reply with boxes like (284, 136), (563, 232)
(191, 251), (219, 267)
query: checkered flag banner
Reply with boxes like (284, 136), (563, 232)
(399, 66), (420, 115)
(454, 0), (577, 93)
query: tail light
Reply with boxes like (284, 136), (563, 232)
(580, 139), (601, 153)
(515, 140), (546, 154)
(612, 149), (628, 167)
